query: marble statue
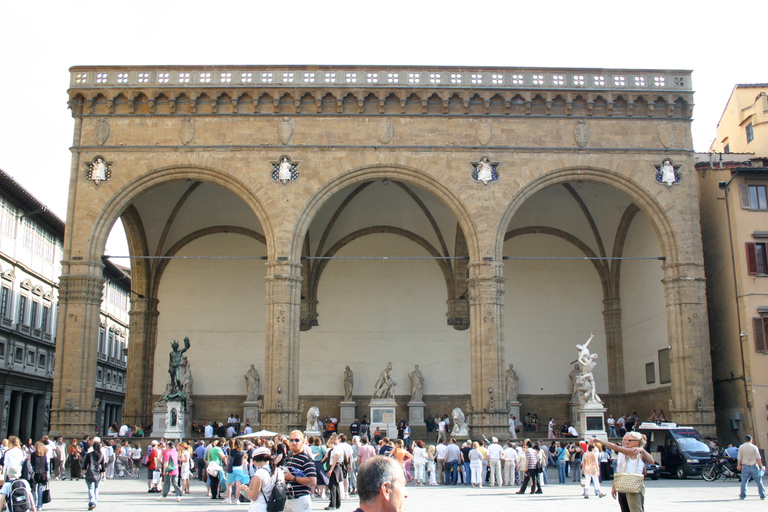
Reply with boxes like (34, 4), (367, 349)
(343, 366), (354, 401)
(451, 407), (469, 436)
(574, 334), (602, 404)
(505, 363), (519, 403)
(476, 157), (493, 185)
(164, 337), (190, 401)
(372, 362), (396, 399)
(245, 364), (260, 402)
(306, 406), (320, 432)
(661, 159), (676, 187)
(278, 157), (292, 183)
(179, 355), (193, 397)
(568, 363), (581, 402)
(92, 158), (107, 183)
(409, 365), (424, 402)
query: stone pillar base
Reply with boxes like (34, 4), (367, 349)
(408, 401), (426, 426)
(164, 400), (190, 440)
(578, 402), (607, 440)
(243, 401), (261, 427)
(467, 411), (508, 440)
(370, 399), (397, 438)
(339, 401), (356, 427)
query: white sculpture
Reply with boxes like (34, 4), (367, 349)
(245, 365), (260, 402)
(91, 158), (107, 183)
(409, 365), (424, 402)
(660, 159), (676, 187)
(179, 355), (193, 397)
(476, 157), (494, 185)
(505, 363), (519, 403)
(306, 406), (320, 432)
(343, 366), (354, 401)
(574, 334), (603, 405)
(372, 362), (396, 399)
(278, 157), (293, 184)
(451, 407), (469, 436)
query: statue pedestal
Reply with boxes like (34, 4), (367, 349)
(339, 401), (356, 427)
(164, 400), (190, 440)
(407, 401), (426, 426)
(570, 401), (581, 426)
(304, 429), (322, 438)
(243, 400), (261, 427)
(370, 398), (397, 439)
(577, 401), (607, 440)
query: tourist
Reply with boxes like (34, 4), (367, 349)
(426, 445), (437, 485)
(131, 442), (143, 478)
(548, 418), (556, 439)
(516, 440), (541, 494)
(53, 437), (67, 480)
(555, 441), (568, 484)
(178, 442), (191, 494)
(597, 433), (654, 512)
(310, 436), (328, 499)
(82, 441), (106, 510)
(326, 434), (344, 510)
(204, 439), (226, 500)
(224, 439), (250, 504)
(487, 437), (503, 487)
(239, 447), (275, 512)
(460, 441), (472, 485)
(412, 440), (427, 486)
(30, 441), (49, 510)
(391, 439), (412, 482)
(502, 441), (517, 486)
(582, 441), (606, 498)
(354, 456), (407, 512)
(570, 442), (583, 482)
(283, 430), (317, 512)
(532, 414), (539, 432)
(3, 437), (24, 480)
(0, 465), (35, 512)
(68, 438), (83, 481)
(157, 440), (182, 502)
(469, 442), (483, 487)
(737, 435), (766, 500)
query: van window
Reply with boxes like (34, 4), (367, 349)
(671, 429), (710, 455)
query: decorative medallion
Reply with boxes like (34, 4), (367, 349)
(179, 118), (195, 145)
(279, 117), (294, 145)
(84, 156), (113, 185)
(94, 118), (110, 146)
(659, 123), (674, 149)
(574, 120), (589, 148)
(476, 120), (492, 146)
(271, 156), (300, 185)
(471, 157), (500, 185)
(654, 158), (681, 188)
(378, 119), (394, 144)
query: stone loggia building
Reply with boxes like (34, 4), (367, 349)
(52, 66), (714, 438)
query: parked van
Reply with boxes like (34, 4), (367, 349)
(637, 422), (711, 479)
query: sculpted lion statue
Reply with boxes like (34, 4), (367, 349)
(306, 406), (320, 432)
(451, 407), (468, 435)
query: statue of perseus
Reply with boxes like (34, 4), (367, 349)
(164, 337), (190, 401)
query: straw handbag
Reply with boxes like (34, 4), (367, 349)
(613, 456), (644, 494)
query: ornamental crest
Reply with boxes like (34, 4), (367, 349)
(471, 157), (500, 185)
(84, 156), (113, 185)
(654, 159), (681, 188)
(271, 156), (300, 185)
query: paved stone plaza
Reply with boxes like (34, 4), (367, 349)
(42, 472), (763, 512)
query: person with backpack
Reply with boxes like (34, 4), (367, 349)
(0, 464), (36, 512)
(81, 441), (105, 511)
(239, 447), (285, 512)
(157, 441), (182, 502)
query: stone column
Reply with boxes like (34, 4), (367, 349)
(662, 263), (716, 435)
(9, 391), (21, 438)
(49, 271), (105, 437)
(23, 393), (34, 441)
(261, 261), (303, 433)
(602, 297), (625, 394)
(123, 297), (160, 428)
(466, 261), (508, 436)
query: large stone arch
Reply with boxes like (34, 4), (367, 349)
(88, 165), (275, 264)
(496, 166), (678, 261)
(291, 164), (479, 264)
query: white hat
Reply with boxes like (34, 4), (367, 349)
(253, 447), (270, 457)
(93, 436), (101, 443)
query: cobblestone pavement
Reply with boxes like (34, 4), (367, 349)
(42, 471), (765, 512)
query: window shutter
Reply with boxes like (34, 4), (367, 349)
(753, 318), (766, 352)
(747, 243), (759, 274)
(741, 184), (751, 209)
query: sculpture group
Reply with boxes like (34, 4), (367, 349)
(570, 333), (602, 405)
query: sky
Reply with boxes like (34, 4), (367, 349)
(0, 0), (763, 256)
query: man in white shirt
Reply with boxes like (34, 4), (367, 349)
(487, 437), (503, 487)
(606, 414), (616, 437)
(243, 422), (253, 435)
(119, 423), (131, 437)
(204, 421), (214, 438)
(567, 425), (578, 437)
(437, 419), (447, 443)
(226, 424), (237, 438)
(435, 440), (448, 485)
(54, 436), (67, 480)
(502, 441), (518, 486)
(737, 435), (766, 500)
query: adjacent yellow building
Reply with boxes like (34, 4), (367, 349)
(710, 84), (768, 155)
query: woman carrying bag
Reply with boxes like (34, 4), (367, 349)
(593, 432), (654, 512)
(82, 441), (106, 511)
(240, 447), (277, 512)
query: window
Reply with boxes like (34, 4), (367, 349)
(645, 362), (655, 384)
(746, 242), (768, 275)
(0, 286), (9, 318)
(30, 301), (38, 329)
(0, 341), (5, 359)
(98, 327), (105, 355)
(746, 122), (754, 143)
(26, 350), (35, 366)
(97, 368), (103, 382)
(40, 305), (49, 332)
(14, 346), (23, 363)
(37, 353), (46, 369)
(741, 184), (768, 210)
(724, 143), (730, 154)
(753, 317), (768, 352)
(658, 348), (671, 384)
(18, 295), (26, 325)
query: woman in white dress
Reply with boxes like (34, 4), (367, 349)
(469, 442), (484, 488)
(240, 447), (276, 512)
(595, 432), (654, 512)
(412, 440), (427, 486)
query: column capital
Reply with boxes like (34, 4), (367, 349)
(58, 274), (105, 306)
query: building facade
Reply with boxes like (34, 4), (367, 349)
(710, 84), (768, 155)
(0, 169), (131, 440)
(53, 65), (714, 439)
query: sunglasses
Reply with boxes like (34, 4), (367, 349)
(289, 439), (302, 443)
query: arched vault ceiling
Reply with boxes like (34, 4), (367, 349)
(129, 181), (264, 257)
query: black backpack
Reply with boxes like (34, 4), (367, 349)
(261, 470), (287, 512)
(8, 480), (32, 512)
